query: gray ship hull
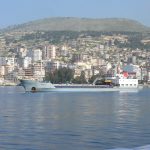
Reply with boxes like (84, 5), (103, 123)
(19, 79), (141, 92)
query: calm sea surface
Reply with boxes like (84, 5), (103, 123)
(0, 86), (150, 150)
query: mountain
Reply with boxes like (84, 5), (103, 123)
(2, 17), (150, 32)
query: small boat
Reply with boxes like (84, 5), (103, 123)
(18, 74), (142, 92)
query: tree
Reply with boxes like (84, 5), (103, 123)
(57, 67), (74, 83)
(45, 67), (74, 83)
(72, 71), (87, 84)
(80, 71), (87, 84)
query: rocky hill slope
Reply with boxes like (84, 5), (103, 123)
(2, 17), (150, 32)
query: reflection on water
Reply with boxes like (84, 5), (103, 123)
(114, 92), (140, 123)
(0, 87), (150, 149)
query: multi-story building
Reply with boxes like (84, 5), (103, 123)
(33, 62), (45, 78)
(24, 68), (34, 77)
(23, 57), (32, 68)
(50, 45), (56, 59)
(6, 57), (16, 68)
(33, 49), (42, 62)
(43, 45), (57, 60)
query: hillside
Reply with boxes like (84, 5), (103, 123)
(2, 17), (150, 33)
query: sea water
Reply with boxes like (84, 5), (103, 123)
(0, 86), (150, 150)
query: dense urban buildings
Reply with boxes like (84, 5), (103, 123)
(0, 31), (150, 84)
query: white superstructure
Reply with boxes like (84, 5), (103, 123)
(118, 78), (138, 88)
(115, 73), (138, 88)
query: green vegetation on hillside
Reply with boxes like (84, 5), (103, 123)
(18, 30), (150, 49)
(3, 17), (150, 33)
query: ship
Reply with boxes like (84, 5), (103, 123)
(18, 74), (141, 92)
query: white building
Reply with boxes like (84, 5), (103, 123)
(0, 65), (14, 77)
(33, 49), (42, 62)
(44, 45), (56, 60)
(61, 45), (68, 57)
(23, 57), (32, 68)
(99, 44), (104, 50)
(6, 57), (15, 67)
(19, 47), (27, 58)
(50, 45), (56, 59)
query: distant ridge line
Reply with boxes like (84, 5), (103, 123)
(2, 17), (150, 32)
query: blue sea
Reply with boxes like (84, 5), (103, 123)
(0, 86), (150, 150)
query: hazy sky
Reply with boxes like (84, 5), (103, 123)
(0, 0), (150, 28)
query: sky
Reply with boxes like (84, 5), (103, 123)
(0, 0), (150, 29)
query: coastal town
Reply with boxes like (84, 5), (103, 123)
(0, 30), (150, 85)
(1, 1), (150, 149)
